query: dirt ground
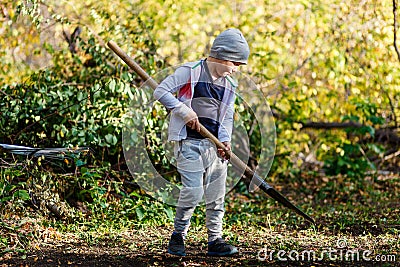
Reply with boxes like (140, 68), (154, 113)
(1, 225), (398, 267)
(1, 174), (399, 266)
(1, 245), (388, 267)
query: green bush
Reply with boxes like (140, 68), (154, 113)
(0, 38), (138, 164)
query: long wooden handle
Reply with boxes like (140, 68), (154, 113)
(107, 40), (315, 224)
(107, 41), (159, 90)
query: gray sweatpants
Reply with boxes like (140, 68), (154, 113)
(173, 138), (227, 242)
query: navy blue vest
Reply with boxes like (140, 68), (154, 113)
(186, 60), (225, 139)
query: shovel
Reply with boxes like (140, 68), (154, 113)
(107, 40), (315, 224)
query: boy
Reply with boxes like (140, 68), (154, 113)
(153, 28), (250, 256)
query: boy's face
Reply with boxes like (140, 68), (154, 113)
(211, 59), (243, 78)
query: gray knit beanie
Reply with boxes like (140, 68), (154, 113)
(209, 28), (250, 64)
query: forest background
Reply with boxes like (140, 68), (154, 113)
(0, 0), (399, 266)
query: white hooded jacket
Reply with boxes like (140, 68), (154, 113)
(153, 60), (237, 142)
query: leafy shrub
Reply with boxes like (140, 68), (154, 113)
(322, 98), (386, 177)
(0, 38), (139, 165)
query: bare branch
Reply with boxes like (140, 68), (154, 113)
(298, 120), (400, 145)
(0, 89), (13, 99)
(384, 150), (400, 161)
(301, 121), (363, 129)
(394, 0), (400, 61)
(383, 90), (398, 128)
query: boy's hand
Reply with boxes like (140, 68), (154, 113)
(186, 118), (201, 132)
(173, 103), (200, 132)
(218, 142), (231, 160)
